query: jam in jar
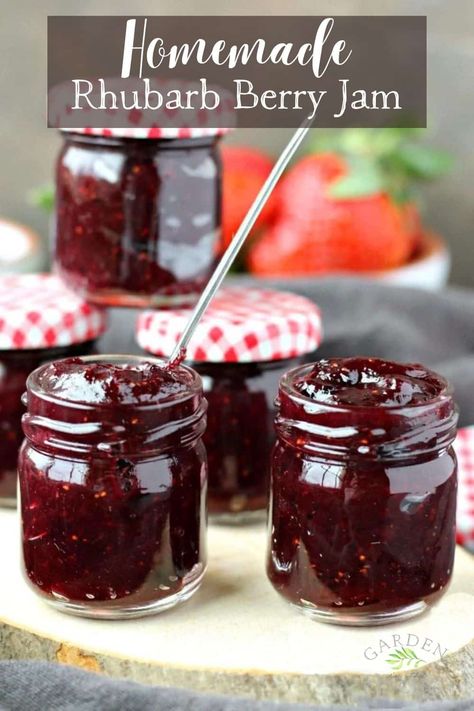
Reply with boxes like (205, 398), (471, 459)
(54, 128), (224, 308)
(137, 287), (322, 522)
(19, 355), (207, 618)
(0, 274), (106, 507)
(268, 357), (458, 625)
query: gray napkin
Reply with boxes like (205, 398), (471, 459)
(0, 661), (472, 711)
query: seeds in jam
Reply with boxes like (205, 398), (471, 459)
(268, 357), (458, 620)
(294, 357), (445, 407)
(20, 357), (207, 612)
(54, 135), (222, 307)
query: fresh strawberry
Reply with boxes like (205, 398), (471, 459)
(221, 146), (278, 248)
(248, 154), (413, 275)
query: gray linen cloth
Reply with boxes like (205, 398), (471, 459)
(0, 661), (472, 710)
(2, 278), (473, 710)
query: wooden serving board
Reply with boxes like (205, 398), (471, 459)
(0, 509), (473, 706)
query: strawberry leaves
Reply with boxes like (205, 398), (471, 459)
(327, 156), (384, 199)
(310, 128), (452, 203)
(29, 184), (55, 213)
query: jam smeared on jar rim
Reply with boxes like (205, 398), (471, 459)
(166, 347), (187, 372)
(293, 357), (447, 408)
(36, 357), (191, 405)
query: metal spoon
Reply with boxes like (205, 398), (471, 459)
(168, 119), (313, 366)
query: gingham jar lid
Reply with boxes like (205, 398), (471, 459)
(63, 126), (231, 140)
(454, 427), (474, 552)
(136, 287), (322, 363)
(0, 274), (107, 350)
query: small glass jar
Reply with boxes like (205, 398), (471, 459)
(137, 287), (322, 523)
(54, 129), (224, 308)
(194, 359), (300, 520)
(19, 355), (207, 619)
(267, 357), (458, 625)
(0, 274), (106, 507)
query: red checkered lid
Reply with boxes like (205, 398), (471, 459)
(63, 126), (231, 140)
(136, 287), (322, 363)
(0, 274), (107, 350)
(454, 427), (474, 552)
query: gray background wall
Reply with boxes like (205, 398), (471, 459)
(1, 0), (473, 284)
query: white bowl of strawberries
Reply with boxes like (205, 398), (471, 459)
(222, 130), (452, 291)
(377, 231), (450, 290)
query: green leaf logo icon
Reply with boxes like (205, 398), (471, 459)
(385, 647), (426, 671)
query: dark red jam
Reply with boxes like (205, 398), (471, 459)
(55, 133), (222, 308)
(19, 356), (207, 617)
(193, 359), (300, 519)
(268, 357), (458, 624)
(0, 343), (96, 506)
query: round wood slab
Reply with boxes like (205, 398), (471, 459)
(0, 509), (473, 705)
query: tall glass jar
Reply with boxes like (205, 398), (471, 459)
(54, 128), (224, 308)
(19, 355), (207, 619)
(0, 274), (106, 506)
(137, 287), (322, 523)
(267, 357), (458, 625)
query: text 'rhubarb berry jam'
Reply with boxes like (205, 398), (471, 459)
(19, 355), (207, 618)
(0, 274), (106, 507)
(54, 126), (226, 308)
(267, 357), (458, 625)
(137, 288), (322, 523)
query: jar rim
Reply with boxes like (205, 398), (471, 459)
(280, 358), (454, 413)
(60, 131), (220, 149)
(26, 354), (203, 412)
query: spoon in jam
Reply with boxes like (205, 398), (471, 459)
(168, 119), (313, 367)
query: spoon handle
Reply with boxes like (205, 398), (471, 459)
(168, 120), (313, 364)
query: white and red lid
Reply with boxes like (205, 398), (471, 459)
(0, 274), (107, 350)
(455, 427), (474, 552)
(136, 287), (322, 363)
(63, 126), (231, 140)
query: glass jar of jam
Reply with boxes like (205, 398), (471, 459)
(54, 127), (225, 308)
(19, 355), (207, 619)
(137, 287), (322, 523)
(0, 274), (106, 507)
(268, 357), (458, 625)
